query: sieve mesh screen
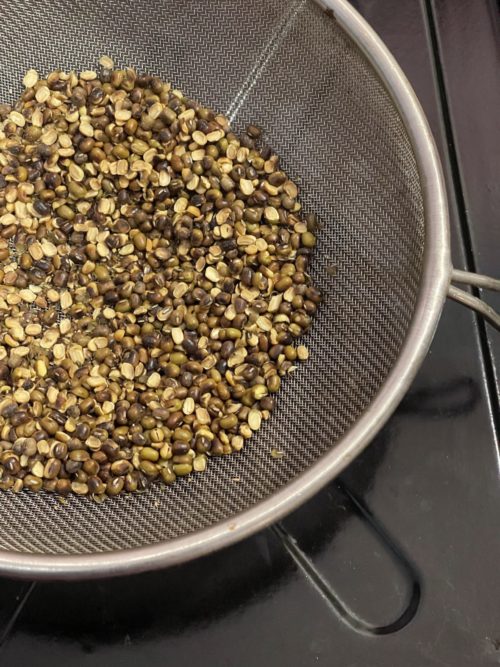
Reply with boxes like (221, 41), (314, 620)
(0, 0), (424, 554)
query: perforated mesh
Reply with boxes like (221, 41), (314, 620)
(0, 0), (424, 554)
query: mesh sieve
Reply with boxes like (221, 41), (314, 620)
(0, 0), (440, 566)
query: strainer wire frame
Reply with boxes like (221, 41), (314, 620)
(0, 0), (450, 579)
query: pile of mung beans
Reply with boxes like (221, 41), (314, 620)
(0, 58), (320, 499)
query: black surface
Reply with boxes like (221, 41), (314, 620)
(430, 0), (500, 397)
(0, 2), (499, 665)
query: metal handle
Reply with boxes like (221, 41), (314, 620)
(448, 269), (500, 330)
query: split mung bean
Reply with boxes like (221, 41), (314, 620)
(0, 60), (320, 499)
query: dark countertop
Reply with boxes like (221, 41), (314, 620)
(0, 1), (499, 665)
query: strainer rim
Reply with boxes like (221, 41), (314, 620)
(0, 0), (450, 579)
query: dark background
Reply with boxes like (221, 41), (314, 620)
(0, 1), (499, 665)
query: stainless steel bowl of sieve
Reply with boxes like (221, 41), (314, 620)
(0, 0), (499, 579)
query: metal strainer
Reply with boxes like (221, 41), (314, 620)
(0, 0), (498, 579)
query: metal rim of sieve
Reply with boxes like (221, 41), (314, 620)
(0, 0), (451, 579)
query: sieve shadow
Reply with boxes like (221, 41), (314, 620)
(2, 375), (478, 646)
(399, 376), (479, 419)
(282, 375), (479, 549)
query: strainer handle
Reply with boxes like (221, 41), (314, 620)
(448, 269), (500, 330)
